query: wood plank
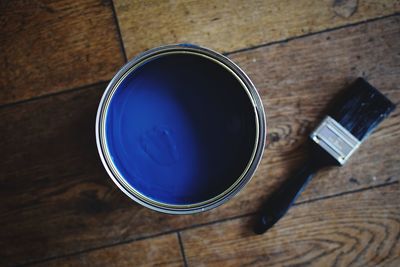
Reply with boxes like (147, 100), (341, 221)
(0, 0), (125, 106)
(33, 234), (183, 267)
(114, 0), (400, 59)
(1, 16), (399, 266)
(227, 14), (400, 203)
(180, 184), (400, 266)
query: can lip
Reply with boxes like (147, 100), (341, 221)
(95, 44), (266, 214)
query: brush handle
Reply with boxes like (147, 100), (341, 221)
(254, 161), (318, 234)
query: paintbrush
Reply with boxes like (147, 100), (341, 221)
(254, 78), (396, 234)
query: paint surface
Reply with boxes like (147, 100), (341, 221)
(106, 53), (256, 205)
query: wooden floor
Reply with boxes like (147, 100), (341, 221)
(1, 1), (399, 266)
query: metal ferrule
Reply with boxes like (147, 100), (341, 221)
(310, 116), (361, 165)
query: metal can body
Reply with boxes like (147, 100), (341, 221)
(96, 44), (266, 214)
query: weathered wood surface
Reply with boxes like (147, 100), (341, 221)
(1, 16), (398, 266)
(114, 0), (400, 59)
(32, 234), (184, 267)
(228, 15), (400, 203)
(0, 0), (125, 106)
(181, 184), (400, 267)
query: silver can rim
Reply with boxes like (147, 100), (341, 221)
(95, 44), (266, 214)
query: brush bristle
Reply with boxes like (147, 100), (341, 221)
(329, 78), (396, 141)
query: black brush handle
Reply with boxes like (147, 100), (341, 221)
(254, 161), (319, 234)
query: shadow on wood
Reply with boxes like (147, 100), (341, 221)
(0, 84), (148, 266)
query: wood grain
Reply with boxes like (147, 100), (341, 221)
(181, 184), (400, 267)
(32, 234), (184, 267)
(0, 0), (125, 106)
(114, 0), (400, 59)
(1, 16), (399, 266)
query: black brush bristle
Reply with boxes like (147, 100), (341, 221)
(329, 78), (396, 141)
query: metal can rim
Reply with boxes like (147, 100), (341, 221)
(95, 44), (266, 214)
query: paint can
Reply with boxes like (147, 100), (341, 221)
(96, 44), (266, 214)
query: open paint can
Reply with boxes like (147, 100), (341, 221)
(96, 44), (266, 214)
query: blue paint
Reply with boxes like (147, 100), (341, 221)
(106, 53), (256, 205)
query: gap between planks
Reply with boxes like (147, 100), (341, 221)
(0, 81), (109, 110)
(1, 12), (398, 110)
(224, 12), (399, 56)
(110, 0), (128, 63)
(177, 232), (189, 267)
(19, 181), (398, 267)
